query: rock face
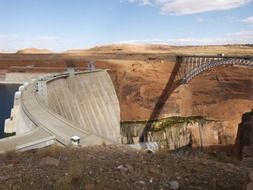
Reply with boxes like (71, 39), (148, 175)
(114, 62), (253, 147)
(121, 118), (228, 150)
(168, 181), (180, 190)
(110, 61), (253, 121)
(235, 111), (253, 167)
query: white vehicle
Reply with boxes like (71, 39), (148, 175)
(70, 136), (80, 145)
(218, 53), (225, 57)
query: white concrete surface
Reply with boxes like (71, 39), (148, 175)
(0, 69), (121, 152)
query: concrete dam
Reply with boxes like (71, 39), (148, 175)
(0, 69), (121, 152)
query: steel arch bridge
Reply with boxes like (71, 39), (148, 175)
(141, 55), (253, 142)
(176, 56), (253, 84)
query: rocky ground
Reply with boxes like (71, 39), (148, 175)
(0, 145), (249, 190)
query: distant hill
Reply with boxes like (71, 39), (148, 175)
(16, 48), (52, 54)
(64, 43), (253, 55)
(87, 44), (175, 52)
(64, 43), (175, 54)
(12, 44), (253, 55)
(0, 50), (11, 54)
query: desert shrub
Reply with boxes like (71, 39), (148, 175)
(55, 161), (82, 190)
(69, 161), (82, 184)
(55, 176), (72, 190)
(5, 149), (17, 160)
(38, 145), (62, 158)
(214, 152), (240, 165)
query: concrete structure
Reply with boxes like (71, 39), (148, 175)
(0, 69), (120, 153)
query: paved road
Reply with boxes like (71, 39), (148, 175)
(0, 127), (53, 153)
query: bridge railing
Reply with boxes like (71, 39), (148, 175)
(178, 55), (253, 59)
(180, 58), (253, 84)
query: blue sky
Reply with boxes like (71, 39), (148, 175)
(0, 0), (253, 51)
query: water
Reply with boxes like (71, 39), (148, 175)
(0, 83), (21, 138)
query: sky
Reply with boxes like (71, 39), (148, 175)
(0, 0), (253, 51)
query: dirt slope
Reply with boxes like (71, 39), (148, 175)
(0, 145), (248, 190)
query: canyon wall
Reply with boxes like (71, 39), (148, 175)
(235, 111), (253, 167)
(121, 118), (230, 150)
(110, 60), (253, 147)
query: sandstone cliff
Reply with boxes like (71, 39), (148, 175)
(236, 111), (253, 168)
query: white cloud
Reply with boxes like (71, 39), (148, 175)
(1, 30), (253, 52)
(118, 38), (226, 45)
(195, 17), (204, 23)
(39, 36), (60, 41)
(242, 16), (253, 24)
(128, 0), (151, 6)
(128, 0), (253, 15)
(117, 30), (253, 45)
(226, 30), (253, 43)
(0, 35), (66, 52)
(0, 35), (8, 39)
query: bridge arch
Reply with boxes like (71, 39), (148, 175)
(179, 58), (253, 84)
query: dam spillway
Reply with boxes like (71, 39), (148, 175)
(0, 69), (121, 152)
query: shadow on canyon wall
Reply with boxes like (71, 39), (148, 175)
(140, 57), (182, 142)
(235, 110), (253, 160)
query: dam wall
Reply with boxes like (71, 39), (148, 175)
(4, 84), (37, 134)
(0, 69), (120, 152)
(46, 70), (121, 143)
(0, 82), (54, 152)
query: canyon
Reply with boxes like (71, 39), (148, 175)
(1, 44), (253, 155)
(0, 44), (253, 189)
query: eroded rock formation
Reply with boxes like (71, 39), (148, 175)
(236, 111), (253, 167)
